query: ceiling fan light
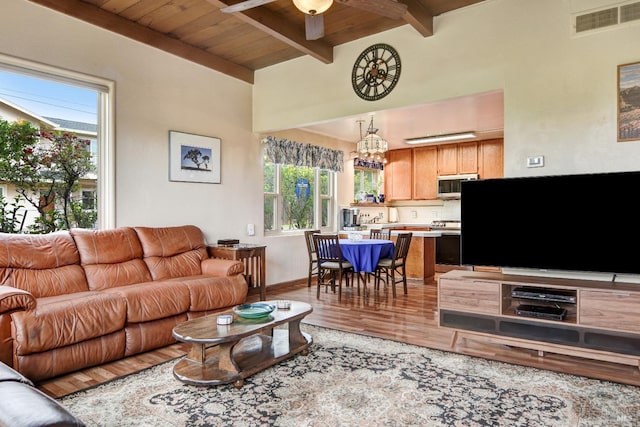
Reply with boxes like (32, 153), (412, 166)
(292, 0), (333, 15)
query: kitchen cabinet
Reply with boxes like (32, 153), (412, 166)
(437, 142), (478, 176)
(438, 270), (640, 367)
(478, 139), (503, 179)
(457, 142), (479, 174)
(384, 149), (412, 201)
(436, 144), (458, 175)
(412, 146), (438, 200)
(384, 139), (503, 201)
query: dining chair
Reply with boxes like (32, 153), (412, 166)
(374, 232), (413, 298)
(304, 229), (320, 287)
(369, 228), (391, 240)
(313, 233), (353, 301)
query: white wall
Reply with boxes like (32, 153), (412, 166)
(0, 0), (261, 244)
(254, 0), (640, 178)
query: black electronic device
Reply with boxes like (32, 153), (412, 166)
(511, 287), (577, 304)
(460, 171), (640, 275)
(515, 304), (567, 321)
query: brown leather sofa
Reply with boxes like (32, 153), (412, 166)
(0, 225), (248, 381)
(0, 361), (85, 426)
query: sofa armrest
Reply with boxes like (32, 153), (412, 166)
(201, 258), (244, 277)
(0, 286), (36, 315)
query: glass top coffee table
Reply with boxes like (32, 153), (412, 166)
(172, 300), (312, 388)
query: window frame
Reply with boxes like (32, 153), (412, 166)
(264, 162), (336, 235)
(0, 53), (115, 229)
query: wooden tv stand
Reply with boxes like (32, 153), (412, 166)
(437, 270), (640, 368)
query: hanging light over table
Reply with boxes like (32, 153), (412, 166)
(357, 115), (388, 162)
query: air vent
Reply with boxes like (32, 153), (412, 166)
(573, 1), (640, 34)
(575, 7), (618, 32)
(621, 2), (640, 23)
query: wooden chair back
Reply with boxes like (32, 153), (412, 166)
(313, 233), (343, 263)
(370, 228), (391, 240)
(304, 229), (320, 261)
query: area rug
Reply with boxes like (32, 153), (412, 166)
(59, 325), (639, 426)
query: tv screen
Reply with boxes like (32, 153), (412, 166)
(461, 171), (640, 275)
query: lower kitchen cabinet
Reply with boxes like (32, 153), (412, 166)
(438, 270), (640, 367)
(394, 234), (436, 282)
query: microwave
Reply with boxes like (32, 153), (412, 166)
(437, 174), (478, 199)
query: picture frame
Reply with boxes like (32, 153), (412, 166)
(617, 61), (640, 142)
(169, 130), (221, 183)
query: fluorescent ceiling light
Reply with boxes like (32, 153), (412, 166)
(404, 132), (477, 145)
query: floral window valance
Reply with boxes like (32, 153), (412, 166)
(262, 136), (344, 172)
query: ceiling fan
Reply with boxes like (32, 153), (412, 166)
(220, 0), (408, 41)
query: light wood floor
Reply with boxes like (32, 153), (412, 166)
(37, 278), (640, 398)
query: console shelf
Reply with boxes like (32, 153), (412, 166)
(438, 270), (640, 368)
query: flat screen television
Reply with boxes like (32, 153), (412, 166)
(460, 170), (640, 275)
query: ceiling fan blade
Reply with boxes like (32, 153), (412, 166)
(336, 0), (408, 20)
(305, 14), (325, 40)
(220, 0), (277, 14)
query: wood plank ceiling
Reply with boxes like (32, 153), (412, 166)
(27, 0), (484, 83)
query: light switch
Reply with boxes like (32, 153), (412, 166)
(246, 224), (255, 236)
(527, 156), (544, 168)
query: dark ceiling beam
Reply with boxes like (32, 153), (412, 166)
(207, 0), (334, 64)
(401, 0), (434, 37)
(27, 0), (255, 83)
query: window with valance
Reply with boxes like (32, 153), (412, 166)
(262, 136), (341, 233)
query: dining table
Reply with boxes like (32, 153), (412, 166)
(339, 238), (395, 273)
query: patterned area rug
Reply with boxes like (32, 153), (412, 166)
(59, 325), (639, 426)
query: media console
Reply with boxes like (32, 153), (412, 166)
(437, 270), (640, 367)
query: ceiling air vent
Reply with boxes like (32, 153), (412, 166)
(620, 1), (640, 23)
(575, 7), (618, 33)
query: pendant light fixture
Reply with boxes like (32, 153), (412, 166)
(356, 115), (388, 162)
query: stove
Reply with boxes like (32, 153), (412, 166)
(430, 220), (461, 234)
(432, 220), (466, 271)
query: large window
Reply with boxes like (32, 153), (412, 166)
(0, 53), (114, 229)
(264, 162), (335, 233)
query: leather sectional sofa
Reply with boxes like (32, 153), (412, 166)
(0, 225), (248, 381)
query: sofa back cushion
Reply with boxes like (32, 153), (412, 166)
(70, 227), (153, 291)
(0, 232), (89, 297)
(134, 225), (208, 280)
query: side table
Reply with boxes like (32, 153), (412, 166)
(208, 244), (266, 300)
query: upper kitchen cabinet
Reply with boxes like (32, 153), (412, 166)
(385, 149), (413, 201)
(478, 139), (504, 179)
(412, 146), (438, 200)
(437, 142), (478, 175)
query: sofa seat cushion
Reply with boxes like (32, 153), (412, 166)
(70, 228), (153, 290)
(103, 281), (190, 323)
(177, 274), (248, 312)
(0, 232), (89, 297)
(11, 292), (126, 355)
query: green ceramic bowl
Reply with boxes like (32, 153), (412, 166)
(233, 303), (276, 319)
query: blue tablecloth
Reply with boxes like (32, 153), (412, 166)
(339, 239), (395, 273)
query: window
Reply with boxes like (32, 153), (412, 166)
(82, 190), (96, 210)
(264, 162), (335, 233)
(354, 167), (383, 201)
(0, 53), (114, 229)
